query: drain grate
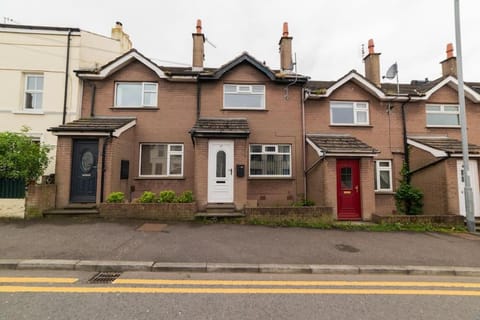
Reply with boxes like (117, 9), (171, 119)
(88, 272), (122, 284)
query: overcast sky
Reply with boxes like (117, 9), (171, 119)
(3, 0), (480, 83)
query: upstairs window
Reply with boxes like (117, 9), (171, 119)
(330, 101), (369, 125)
(224, 84), (265, 109)
(426, 104), (459, 127)
(139, 144), (183, 177)
(115, 82), (157, 107)
(24, 74), (44, 110)
(374, 160), (392, 192)
(249, 144), (291, 177)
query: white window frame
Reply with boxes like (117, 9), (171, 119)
(249, 144), (291, 177)
(139, 143), (183, 177)
(115, 82), (158, 108)
(330, 101), (369, 125)
(24, 74), (44, 110)
(223, 84), (265, 110)
(375, 160), (393, 192)
(425, 104), (460, 127)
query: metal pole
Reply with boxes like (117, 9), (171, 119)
(454, 0), (475, 232)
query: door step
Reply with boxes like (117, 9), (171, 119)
(43, 207), (99, 216)
(195, 212), (245, 218)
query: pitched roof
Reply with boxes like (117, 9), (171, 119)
(408, 136), (480, 156)
(48, 117), (136, 137)
(306, 134), (379, 156)
(190, 118), (250, 138)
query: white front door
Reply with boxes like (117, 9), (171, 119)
(457, 160), (480, 217)
(208, 140), (234, 203)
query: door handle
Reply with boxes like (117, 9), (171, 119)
(230, 168), (233, 175)
(355, 185), (359, 192)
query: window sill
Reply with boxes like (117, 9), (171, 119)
(248, 176), (295, 180)
(110, 107), (159, 111)
(135, 176), (185, 180)
(329, 124), (372, 128)
(375, 191), (395, 195)
(426, 126), (460, 129)
(222, 108), (268, 112)
(13, 110), (44, 115)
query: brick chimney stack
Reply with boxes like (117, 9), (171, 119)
(279, 22), (293, 73)
(363, 39), (381, 87)
(440, 43), (457, 77)
(192, 19), (205, 71)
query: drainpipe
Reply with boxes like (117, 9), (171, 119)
(400, 96), (412, 182)
(89, 82), (96, 118)
(301, 87), (307, 199)
(100, 135), (112, 203)
(196, 78), (201, 119)
(62, 29), (72, 124)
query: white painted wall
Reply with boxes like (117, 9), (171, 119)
(0, 199), (25, 218)
(0, 24), (132, 175)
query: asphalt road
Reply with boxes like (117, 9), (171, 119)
(1, 218), (480, 267)
(1, 270), (480, 320)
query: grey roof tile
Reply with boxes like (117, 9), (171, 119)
(307, 134), (379, 154)
(409, 137), (480, 154)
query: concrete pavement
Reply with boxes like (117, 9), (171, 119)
(1, 217), (480, 275)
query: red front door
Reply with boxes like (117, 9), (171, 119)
(336, 159), (361, 220)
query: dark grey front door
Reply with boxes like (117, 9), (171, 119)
(70, 139), (98, 203)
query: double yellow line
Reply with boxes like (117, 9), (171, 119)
(1, 277), (480, 296)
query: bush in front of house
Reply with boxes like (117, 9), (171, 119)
(157, 190), (176, 203)
(139, 191), (156, 203)
(106, 191), (125, 203)
(175, 190), (194, 203)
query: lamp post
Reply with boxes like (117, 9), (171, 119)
(454, 0), (475, 232)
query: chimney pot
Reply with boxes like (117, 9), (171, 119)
(282, 22), (289, 37)
(196, 19), (202, 33)
(446, 43), (454, 58)
(115, 21), (123, 27)
(368, 39), (375, 54)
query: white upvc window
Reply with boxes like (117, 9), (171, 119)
(374, 160), (392, 192)
(330, 101), (369, 125)
(24, 74), (44, 110)
(249, 144), (291, 177)
(115, 82), (157, 107)
(223, 84), (265, 109)
(426, 104), (460, 127)
(139, 144), (183, 177)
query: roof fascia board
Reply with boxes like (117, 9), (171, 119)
(210, 54), (276, 80)
(51, 131), (111, 137)
(78, 51), (166, 80)
(423, 76), (480, 102)
(325, 153), (378, 157)
(307, 72), (387, 99)
(306, 137), (325, 157)
(112, 120), (136, 137)
(407, 138), (448, 157)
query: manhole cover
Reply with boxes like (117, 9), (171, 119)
(88, 272), (121, 284)
(335, 244), (360, 253)
(136, 223), (168, 232)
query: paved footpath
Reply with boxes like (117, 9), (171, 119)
(1, 217), (480, 275)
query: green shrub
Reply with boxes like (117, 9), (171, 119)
(158, 190), (176, 203)
(139, 191), (156, 203)
(175, 190), (194, 203)
(106, 192), (125, 203)
(395, 163), (423, 215)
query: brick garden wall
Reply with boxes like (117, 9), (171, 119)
(99, 203), (197, 221)
(25, 184), (56, 218)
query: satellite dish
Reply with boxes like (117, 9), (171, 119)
(385, 62), (398, 79)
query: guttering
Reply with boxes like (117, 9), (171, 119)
(401, 96), (412, 181)
(62, 28), (72, 124)
(100, 134), (112, 203)
(89, 82), (96, 117)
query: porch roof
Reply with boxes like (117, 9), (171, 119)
(189, 118), (250, 138)
(408, 136), (480, 157)
(48, 117), (136, 137)
(306, 134), (379, 157)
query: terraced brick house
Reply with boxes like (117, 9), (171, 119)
(49, 21), (480, 220)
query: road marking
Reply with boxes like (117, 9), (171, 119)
(114, 279), (480, 288)
(1, 286), (480, 296)
(0, 277), (78, 284)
